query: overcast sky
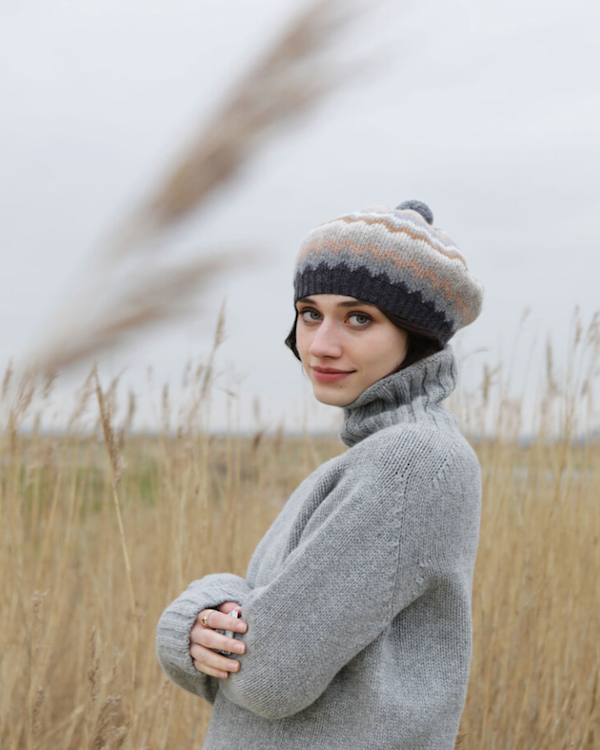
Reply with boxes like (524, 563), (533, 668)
(2, 0), (599, 437)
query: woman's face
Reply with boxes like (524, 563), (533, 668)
(295, 294), (409, 407)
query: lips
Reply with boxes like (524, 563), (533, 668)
(311, 366), (355, 383)
(312, 367), (352, 374)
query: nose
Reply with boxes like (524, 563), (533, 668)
(308, 317), (343, 359)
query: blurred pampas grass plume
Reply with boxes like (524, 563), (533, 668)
(20, 0), (378, 381)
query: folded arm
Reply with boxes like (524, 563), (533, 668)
(217, 430), (459, 719)
(155, 429), (466, 718)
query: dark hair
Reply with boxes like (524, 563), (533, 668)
(284, 302), (443, 374)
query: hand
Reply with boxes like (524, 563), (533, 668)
(190, 601), (248, 679)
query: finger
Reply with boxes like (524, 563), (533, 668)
(191, 623), (246, 655)
(192, 658), (229, 679)
(190, 643), (241, 673)
(196, 609), (248, 634)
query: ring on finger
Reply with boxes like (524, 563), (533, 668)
(201, 609), (215, 628)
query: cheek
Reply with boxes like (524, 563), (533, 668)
(361, 328), (404, 363)
(295, 322), (309, 354)
(361, 329), (391, 354)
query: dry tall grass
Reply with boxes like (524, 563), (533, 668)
(1, 306), (598, 749)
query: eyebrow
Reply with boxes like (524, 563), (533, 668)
(295, 296), (378, 309)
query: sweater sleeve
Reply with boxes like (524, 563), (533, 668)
(155, 572), (252, 704)
(217, 429), (462, 720)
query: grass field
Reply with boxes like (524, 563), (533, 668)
(1, 315), (599, 749)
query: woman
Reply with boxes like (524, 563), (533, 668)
(156, 199), (485, 749)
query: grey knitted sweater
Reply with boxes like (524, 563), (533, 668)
(156, 343), (482, 749)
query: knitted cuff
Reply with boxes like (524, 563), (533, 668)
(156, 573), (252, 702)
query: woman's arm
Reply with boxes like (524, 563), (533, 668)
(155, 572), (252, 704)
(216, 429), (477, 720)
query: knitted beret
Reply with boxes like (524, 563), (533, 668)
(293, 199), (484, 344)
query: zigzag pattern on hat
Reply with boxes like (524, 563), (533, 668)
(293, 201), (484, 343)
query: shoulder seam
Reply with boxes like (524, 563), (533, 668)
(386, 433), (463, 608)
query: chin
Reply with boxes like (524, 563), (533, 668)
(312, 386), (357, 408)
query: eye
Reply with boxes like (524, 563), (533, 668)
(348, 313), (371, 326)
(299, 308), (321, 322)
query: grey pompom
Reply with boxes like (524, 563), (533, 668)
(396, 200), (434, 225)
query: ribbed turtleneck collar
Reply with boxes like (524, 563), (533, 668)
(338, 343), (459, 448)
